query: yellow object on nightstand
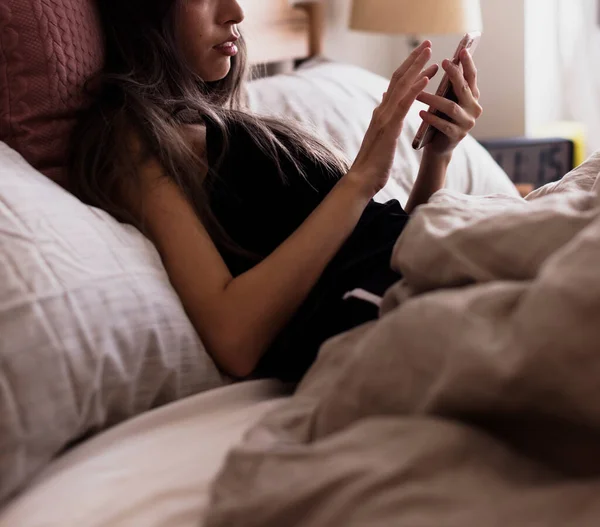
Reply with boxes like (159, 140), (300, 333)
(533, 121), (586, 168)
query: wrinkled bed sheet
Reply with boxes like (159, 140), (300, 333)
(203, 153), (600, 527)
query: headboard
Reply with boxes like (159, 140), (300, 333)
(243, 1), (324, 65)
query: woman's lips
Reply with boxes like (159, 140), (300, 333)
(214, 41), (239, 56)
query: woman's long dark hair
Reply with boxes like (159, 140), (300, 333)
(69, 0), (348, 249)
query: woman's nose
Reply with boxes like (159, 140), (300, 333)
(219, 0), (244, 26)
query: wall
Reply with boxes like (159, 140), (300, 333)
(388, 0), (528, 139)
(464, 0), (526, 139)
(323, 0), (566, 141)
(322, 0), (395, 79)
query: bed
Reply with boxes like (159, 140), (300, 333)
(0, 381), (290, 527)
(0, 1), (529, 525)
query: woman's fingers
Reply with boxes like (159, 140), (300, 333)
(441, 58), (475, 108)
(416, 92), (474, 128)
(460, 49), (480, 99)
(389, 47), (432, 102)
(404, 47), (434, 84)
(421, 63), (440, 81)
(384, 43), (432, 102)
(393, 76), (430, 125)
(419, 109), (469, 141)
(392, 40), (432, 80)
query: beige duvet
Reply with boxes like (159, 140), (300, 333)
(203, 153), (600, 527)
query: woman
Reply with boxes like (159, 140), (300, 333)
(69, 0), (482, 381)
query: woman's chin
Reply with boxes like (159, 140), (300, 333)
(203, 60), (232, 82)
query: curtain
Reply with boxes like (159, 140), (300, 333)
(558, 0), (600, 153)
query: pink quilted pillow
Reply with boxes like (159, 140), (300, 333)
(0, 0), (104, 186)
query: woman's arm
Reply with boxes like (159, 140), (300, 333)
(133, 42), (435, 378)
(406, 48), (483, 214)
(141, 171), (370, 378)
(405, 151), (451, 214)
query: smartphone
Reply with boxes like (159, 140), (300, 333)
(412, 31), (482, 150)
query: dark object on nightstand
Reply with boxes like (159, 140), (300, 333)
(479, 137), (576, 190)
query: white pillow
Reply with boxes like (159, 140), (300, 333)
(247, 61), (520, 204)
(0, 144), (225, 504)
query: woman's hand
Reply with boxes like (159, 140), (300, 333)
(346, 41), (439, 199)
(416, 48), (483, 158)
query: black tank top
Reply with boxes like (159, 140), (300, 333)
(205, 118), (409, 381)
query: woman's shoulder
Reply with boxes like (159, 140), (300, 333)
(180, 123), (208, 155)
(123, 122), (208, 173)
(112, 121), (209, 214)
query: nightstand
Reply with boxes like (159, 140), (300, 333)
(479, 137), (576, 197)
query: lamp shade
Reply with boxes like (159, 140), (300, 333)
(350, 0), (483, 35)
